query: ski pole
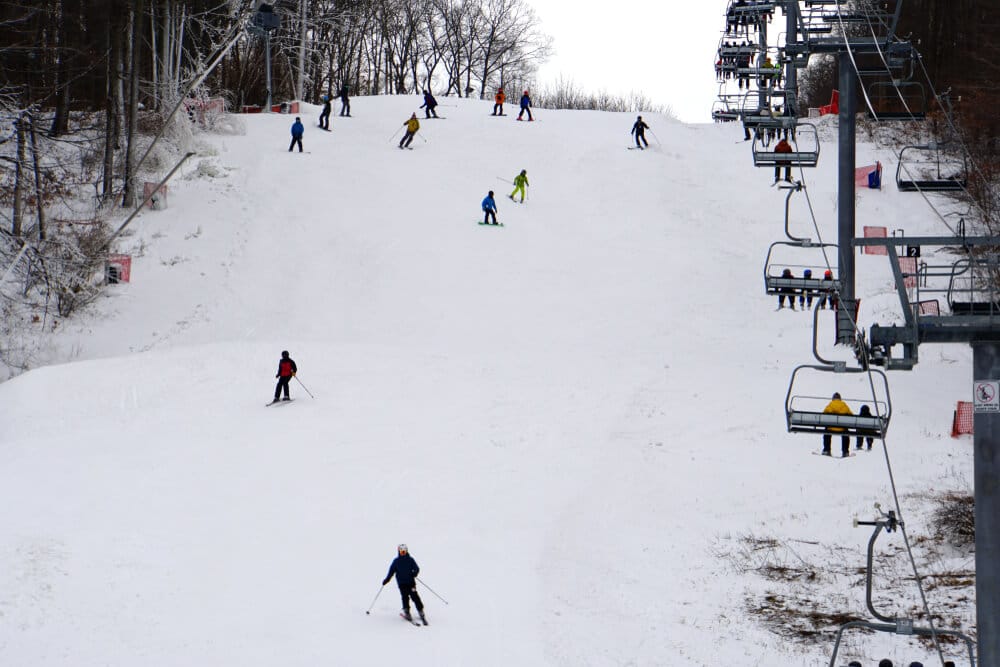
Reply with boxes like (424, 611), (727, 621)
(388, 126), (403, 142)
(294, 375), (315, 398)
(415, 577), (449, 605)
(418, 133), (427, 143)
(365, 584), (385, 614)
(648, 129), (662, 147)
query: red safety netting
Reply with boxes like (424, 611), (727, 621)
(952, 401), (974, 437)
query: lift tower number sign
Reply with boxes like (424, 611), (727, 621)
(974, 381), (1000, 413)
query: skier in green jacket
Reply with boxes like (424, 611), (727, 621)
(508, 169), (529, 203)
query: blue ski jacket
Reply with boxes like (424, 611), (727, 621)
(383, 554), (420, 587)
(291, 120), (304, 137)
(520, 94), (531, 109)
(482, 195), (497, 212)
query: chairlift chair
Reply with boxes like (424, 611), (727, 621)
(763, 242), (841, 297)
(896, 144), (968, 192)
(866, 80), (927, 120)
(785, 365), (891, 439)
(752, 123), (820, 168)
(712, 100), (741, 122)
(946, 256), (1000, 316)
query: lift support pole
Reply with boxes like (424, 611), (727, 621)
(837, 52), (857, 344)
(973, 342), (1000, 667)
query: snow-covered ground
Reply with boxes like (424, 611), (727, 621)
(0, 96), (976, 666)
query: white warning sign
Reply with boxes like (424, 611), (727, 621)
(973, 381), (1000, 413)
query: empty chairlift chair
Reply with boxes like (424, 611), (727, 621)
(896, 144), (968, 192)
(866, 80), (927, 121)
(946, 256), (1000, 316)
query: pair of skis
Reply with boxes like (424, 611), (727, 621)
(400, 611), (428, 626)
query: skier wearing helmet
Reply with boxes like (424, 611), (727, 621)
(271, 350), (297, 403)
(382, 544), (426, 623)
(517, 89), (533, 121)
(631, 115), (649, 149)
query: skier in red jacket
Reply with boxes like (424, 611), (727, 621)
(272, 350), (298, 403)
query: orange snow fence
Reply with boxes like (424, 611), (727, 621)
(863, 226), (888, 255)
(952, 401), (974, 437)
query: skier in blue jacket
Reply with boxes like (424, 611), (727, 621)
(289, 117), (304, 152)
(382, 544), (425, 623)
(517, 90), (533, 121)
(482, 191), (498, 225)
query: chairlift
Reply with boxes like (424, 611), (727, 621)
(827, 509), (978, 667)
(896, 144), (968, 192)
(763, 242), (841, 297)
(866, 80), (927, 120)
(946, 256), (1000, 316)
(741, 90), (799, 132)
(752, 123), (820, 168)
(785, 364), (891, 439)
(712, 100), (741, 122)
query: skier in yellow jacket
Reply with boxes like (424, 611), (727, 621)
(508, 169), (529, 203)
(822, 392), (853, 457)
(399, 113), (420, 149)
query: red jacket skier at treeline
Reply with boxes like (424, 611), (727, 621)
(273, 351), (297, 402)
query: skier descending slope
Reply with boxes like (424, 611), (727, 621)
(382, 544), (427, 625)
(631, 115), (649, 150)
(481, 191), (500, 226)
(399, 113), (420, 149)
(516, 90), (533, 121)
(270, 350), (297, 404)
(508, 169), (529, 203)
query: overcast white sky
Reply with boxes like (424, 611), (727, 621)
(529, 1), (729, 123)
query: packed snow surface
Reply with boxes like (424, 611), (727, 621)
(0, 96), (975, 665)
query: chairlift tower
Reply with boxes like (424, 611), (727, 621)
(754, 2), (996, 663)
(250, 3), (281, 112)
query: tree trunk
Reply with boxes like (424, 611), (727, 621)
(28, 113), (47, 242)
(103, 7), (122, 201)
(12, 112), (27, 236)
(122, 0), (144, 208)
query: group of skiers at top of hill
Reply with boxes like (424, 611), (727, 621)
(284, 89), (654, 224)
(288, 87), (654, 153)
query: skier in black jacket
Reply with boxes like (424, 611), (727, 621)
(382, 544), (425, 622)
(272, 350), (297, 402)
(631, 115), (649, 149)
(420, 90), (439, 118)
(318, 95), (331, 130)
(337, 83), (351, 117)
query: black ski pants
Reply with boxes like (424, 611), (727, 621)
(274, 375), (292, 400)
(518, 106), (532, 121)
(319, 109), (330, 129)
(493, 103), (503, 115)
(823, 433), (850, 457)
(634, 132), (648, 148)
(289, 136), (303, 152)
(399, 583), (423, 613)
(400, 130), (416, 148)
(483, 209), (497, 225)
(424, 107), (438, 119)
(340, 100), (350, 116)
